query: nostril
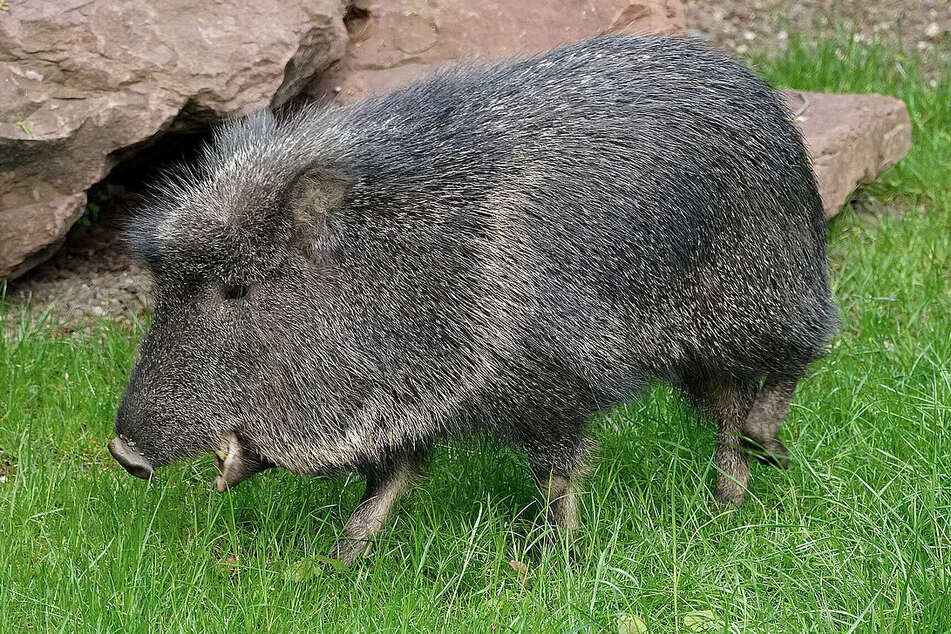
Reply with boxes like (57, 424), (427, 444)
(107, 436), (154, 480)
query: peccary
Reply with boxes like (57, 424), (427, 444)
(108, 34), (837, 563)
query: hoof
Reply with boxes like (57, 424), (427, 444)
(712, 486), (746, 511)
(329, 538), (372, 567)
(747, 440), (791, 469)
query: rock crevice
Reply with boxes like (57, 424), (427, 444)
(1, 0), (349, 279)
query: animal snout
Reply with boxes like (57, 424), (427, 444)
(107, 435), (154, 480)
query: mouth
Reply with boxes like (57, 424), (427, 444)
(213, 432), (274, 492)
(107, 435), (154, 480)
(107, 431), (272, 488)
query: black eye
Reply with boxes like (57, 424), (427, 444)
(224, 284), (249, 300)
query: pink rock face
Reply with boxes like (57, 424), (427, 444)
(784, 90), (912, 218)
(309, 0), (685, 103)
(0, 0), (348, 280)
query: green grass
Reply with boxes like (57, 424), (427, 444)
(2, 35), (950, 632)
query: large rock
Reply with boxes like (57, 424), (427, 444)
(309, 0), (685, 103)
(0, 0), (349, 280)
(784, 90), (912, 217)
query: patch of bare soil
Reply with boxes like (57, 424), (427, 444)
(0, 449), (17, 484)
(4, 189), (150, 334)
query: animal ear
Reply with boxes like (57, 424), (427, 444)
(286, 167), (350, 261)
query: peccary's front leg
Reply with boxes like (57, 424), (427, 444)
(330, 450), (426, 565)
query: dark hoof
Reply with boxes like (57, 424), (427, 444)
(329, 538), (372, 567)
(755, 440), (789, 469)
(748, 440), (790, 469)
(712, 486), (746, 511)
(755, 453), (790, 469)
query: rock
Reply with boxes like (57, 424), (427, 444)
(309, 0), (685, 103)
(784, 91), (912, 218)
(0, 0), (349, 280)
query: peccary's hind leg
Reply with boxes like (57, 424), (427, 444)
(531, 466), (581, 532)
(743, 378), (798, 468)
(683, 374), (757, 507)
(711, 378), (759, 507)
(523, 425), (589, 535)
(330, 449), (427, 565)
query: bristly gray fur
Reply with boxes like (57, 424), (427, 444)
(114, 34), (837, 530)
